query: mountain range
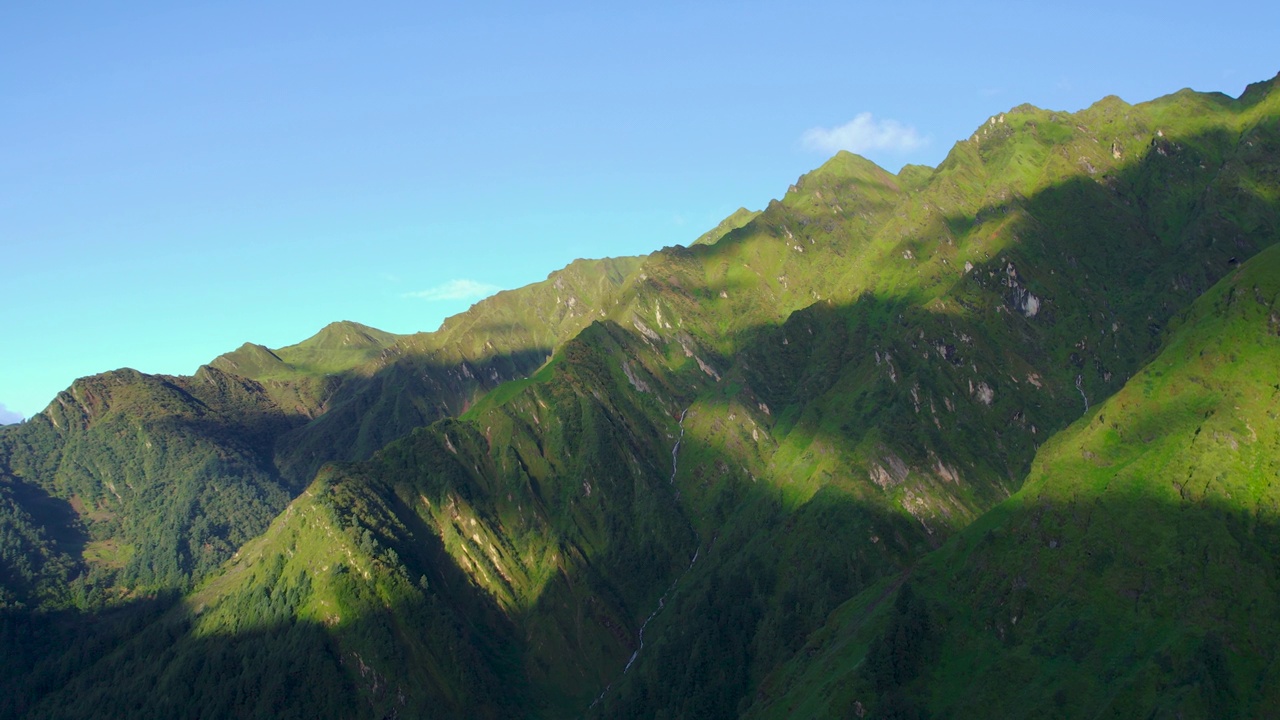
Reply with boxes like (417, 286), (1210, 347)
(2, 73), (1279, 718)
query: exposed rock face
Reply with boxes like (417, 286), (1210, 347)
(975, 382), (995, 406)
(869, 451), (911, 489)
(1013, 286), (1041, 317)
(1003, 262), (1042, 317)
(623, 361), (650, 393)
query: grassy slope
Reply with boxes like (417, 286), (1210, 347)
(0, 244), (666, 716)
(0, 252), (646, 592)
(591, 77), (1280, 718)
(0, 245), (649, 716)
(692, 207), (762, 246)
(19, 319), (707, 718)
(21, 463), (521, 720)
(749, 236), (1280, 719)
(238, 74), (1280, 717)
(4, 75), (1280, 718)
(263, 255), (647, 484)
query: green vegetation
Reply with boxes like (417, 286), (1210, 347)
(691, 207), (762, 246)
(0, 366), (298, 594)
(751, 241), (1280, 719)
(1, 73), (1279, 718)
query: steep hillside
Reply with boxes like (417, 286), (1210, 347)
(591, 75), (1280, 718)
(750, 241), (1280, 719)
(15, 462), (519, 719)
(0, 366), (300, 595)
(0, 255), (645, 594)
(2, 74), (1279, 719)
(268, 255), (645, 484)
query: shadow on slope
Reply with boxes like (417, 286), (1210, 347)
(584, 94), (1280, 716)
(749, 243), (1280, 719)
(232, 103), (1280, 714)
(6, 78), (1280, 720)
(0, 470), (88, 609)
(746, 493), (1280, 720)
(7, 472), (524, 719)
(2, 308), (933, 719)
(272, 345), (555, 485)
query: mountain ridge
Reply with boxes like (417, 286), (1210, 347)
(2, 74), (1279, 718)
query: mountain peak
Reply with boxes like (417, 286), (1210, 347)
(291, 320), (399, 351)
(815, 149), (890, 178)
(691, 207), (761, 247)
(209, 342), (286, 377)
(786, 150), (897, 200)
(1239, 70), (1280, 105)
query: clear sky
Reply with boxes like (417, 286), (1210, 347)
(3, 1), (1278, 422)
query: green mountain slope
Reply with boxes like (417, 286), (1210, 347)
(750, 240), (1280, 720)
(15, 463), (518, 719)
(692, 207), (762, 246)
(590, 75), (1280, 718)
(2, 73), (1279, 719)
(209, 320), (402, 415)
(269, 255), (646, 483)
(0, 366), (300, 595)
(0, 253), (644, 593)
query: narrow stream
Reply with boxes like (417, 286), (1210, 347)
(669, 408), (687, 484)
(1075, 374), (1089, 413)
(590, 407), (697, 710)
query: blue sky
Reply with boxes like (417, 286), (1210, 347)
(3, 1), (1278, 421)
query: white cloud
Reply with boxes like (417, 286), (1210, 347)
(0, 403), (23, 425)
(801, 113), (927, 155)
(402, 279), (502, 302)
